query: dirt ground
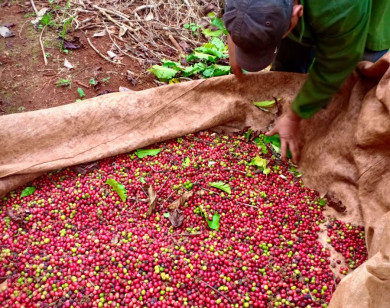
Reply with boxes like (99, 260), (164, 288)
(0, 0), (217, 114)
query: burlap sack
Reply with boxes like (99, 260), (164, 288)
(1, 52), (389, 307)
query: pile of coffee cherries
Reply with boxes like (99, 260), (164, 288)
(326, 219), (367, 274)
(0, 131), (367, 308)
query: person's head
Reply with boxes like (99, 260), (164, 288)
(223, 0), (303, 71)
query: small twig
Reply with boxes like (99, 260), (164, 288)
(18, 19), (31, 39)
(80, 17), (94, 25)
(306, 283), (320, 302)
(30, 0), (38, 15)
(258, 107), (271, 113)
(79, 23), (102, 30)
(150, 166), (166, 173)
(139, 185), (148, 197)
(95, 7), (137, 33)
(76, 81), (90, 88)
(102, 24), (143, 63)
(87, 38), (123, 65)
(168, 34), (184, 58)
(47, 298), (62, 307)
(196, 185), (216, 194)
(157, 174), (171, 194)
(39, 25), (48, 66)
(160, 191), (175, 208)
(128, 197), (147, 202)
(133, 4), (156, 13)
(223, 168), (247, 175)
(170, 236), (180, 247)
(171, 232), (202, 237)
(93, 5), (135, 27)
(236, 200), (259, 209)
(202, 280), (234, 304)
(179, 77), (193, 81)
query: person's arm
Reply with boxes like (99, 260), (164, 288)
(291, 5), (370, 118)
(268, 1), (370, 163)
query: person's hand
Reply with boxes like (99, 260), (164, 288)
(227, 34), (244, 78)
(266, 108), (302, 164)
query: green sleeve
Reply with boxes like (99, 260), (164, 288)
(291, 7), (370, 119)
(366, 0), (390, 51)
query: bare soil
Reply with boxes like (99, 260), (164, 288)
(1, 0), (206, 114)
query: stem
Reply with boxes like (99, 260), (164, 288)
(201, 280), (234, 304)
(236, 200), (259, 209)
(30, 0), (38, 15)
(157, 174), (171, 194)
(39, 25), (48, 66)
(87, 38), (123, 65)
(171, 232), (202, 237)
(223, 168), (247, 175)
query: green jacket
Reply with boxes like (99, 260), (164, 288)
(290, 0), (390, 119)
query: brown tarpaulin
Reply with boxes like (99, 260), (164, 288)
(1, 53), (389, 307)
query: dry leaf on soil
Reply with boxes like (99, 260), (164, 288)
(0, 26), (14, 38)
(119, 86), (132, 92)
(126, 70), (137, 86)
(119, 26), (127, 37)
(179, 41), (191, 53)
(64, 59), (74, 69)
(107, 50), (117, 59)
(145, 12), (154, 21)
(168, 191), (193, 210)
(168, 209), (184, 228)
(93, 30), (106, 37)
(146, 185), (157, 216)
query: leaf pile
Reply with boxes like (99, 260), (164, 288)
(149, 15), (231, 82)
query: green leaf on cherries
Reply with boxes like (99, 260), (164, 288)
(263, 168), (271, 175)
(264, 134), (292, 158)
(318, 198), (326, 206)
(289, 165), (303, 177)
(207, 212), (220, 230)
(163, 212), (170, 218)
(244, 129), (253, 141)
(183, 157), (191, 167)
(209, 182), (231, 194)
(20, 186), (36, 198)
(254, 137), (268, 154)
(105, 178), (127, 202)
(249, 156), (268, 171)
(264, 135), (281, 152)
(139, 177), (146, 184)
(135, 148), (162, 159)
